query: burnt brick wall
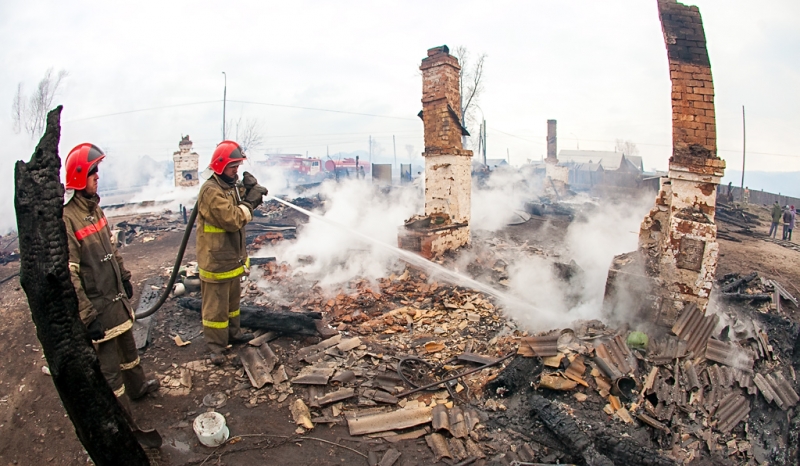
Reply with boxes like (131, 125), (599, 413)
(546, 119), (557, 163)
(420, 46), (464, 153)
(658, 0), (717, 158)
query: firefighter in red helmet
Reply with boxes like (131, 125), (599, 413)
(196, 141), (268, 364)
(62, 143), (160, 426)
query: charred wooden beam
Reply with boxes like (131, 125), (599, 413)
(592, 429), (677, 466)
(721, 272), (758, 293)
(177, 297), (320, 335)
(721, 292), (772, 303)
(14, 106), (148, 465)
(529, 395), (614, 466)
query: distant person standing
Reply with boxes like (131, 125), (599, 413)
(788, 205), (796, 241)
(783, 205), (794, 240)
(769, 201), (782, 238)
(743, 186), (750, 205)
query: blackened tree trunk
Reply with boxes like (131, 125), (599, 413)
(14, 106), (148, 465)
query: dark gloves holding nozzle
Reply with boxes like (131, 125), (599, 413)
(242, 171), (268, 211)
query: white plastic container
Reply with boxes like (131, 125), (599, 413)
(193, 412), (229, 447)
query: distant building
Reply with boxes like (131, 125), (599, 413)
(559, 150), (645, 193)
(558, 150), (643, 173)
(173, 135), (199, 187)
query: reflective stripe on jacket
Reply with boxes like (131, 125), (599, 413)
(196, 175), (252, 283)
(63, 193), (133, 342)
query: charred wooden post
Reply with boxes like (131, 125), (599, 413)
(529, 395), (614, 466)
(14, 106), (148, 465)
(177, 297), (321, 335)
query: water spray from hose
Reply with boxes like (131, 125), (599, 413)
(134, 195), (541, 320)
(267, 196), (539, 313)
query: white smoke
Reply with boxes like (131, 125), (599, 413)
(254, 163), (656, 334)
(502, 194), (653, 331)
(256, 178), (422, 291)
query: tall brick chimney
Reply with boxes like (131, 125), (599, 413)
(546, 119), (557, 164)
(637, 0), (726, 325)
(399, 46), (473, 258)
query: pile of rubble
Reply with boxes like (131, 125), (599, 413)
(498, 294), (799, 464)
(719, 272), (799, 318)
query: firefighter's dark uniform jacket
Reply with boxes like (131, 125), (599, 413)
(64, 192), (133, 342)
(196, 174), (252, 282)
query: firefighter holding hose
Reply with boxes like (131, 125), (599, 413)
(197, 140), (268, 364)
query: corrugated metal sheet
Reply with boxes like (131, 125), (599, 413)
(596, 335), (634, 375)
(649, 336), (688, 365)
(520, 334), (560, 357)
(753, 372), (799, 410)
(705, 339), (754, 372)
(714, 392), (750, 434)
(672, 303), (720, 355)
(733, 369), (755, 395)
(348, 407), (433, 436)
(682, 360), (702, 390)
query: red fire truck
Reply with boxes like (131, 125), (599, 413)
(324, 158), (371, 178)
(262, 154), (325, 183)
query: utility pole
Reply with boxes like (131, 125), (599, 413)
(222, 72), (227, 140)
(482, 120), (487, 166)
(369, 136), (372, 166)
(393, 135), (397, 177)
(741, 105), (746, 191)
(507, 148), (510, 166)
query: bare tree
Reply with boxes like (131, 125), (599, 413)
(452, 46), (486, 149)
(615, 139), (640, 157)
(227, 117), (265, 154)
(11, 68), (68, 140)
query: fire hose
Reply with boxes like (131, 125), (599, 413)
(134, 201), (198, 319)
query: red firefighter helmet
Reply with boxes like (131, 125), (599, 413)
(208, 140), (246, 175)
(65, 143), (105, 190)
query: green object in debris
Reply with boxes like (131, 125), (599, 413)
(627, 331), (649, 350)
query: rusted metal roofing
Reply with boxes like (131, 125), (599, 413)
(596, 335), (634, 375)
(705, 339), (754, 372)
(753, 372), (799, 410)
(565, 355), (588, 386)
(714, 392), (750, 434)
(649, 336), (688, 365)
(519, 334), (560, 357)
(291, 365), (336, 385)
(682, 360), (701, 390)
(672, 303), (719, 355)
(347, 406), (433, 436)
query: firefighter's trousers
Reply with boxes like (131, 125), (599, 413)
(95, 329), (148, 415)
(201, 278), (243, 352)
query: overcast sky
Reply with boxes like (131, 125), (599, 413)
(1, 0), (799, 229)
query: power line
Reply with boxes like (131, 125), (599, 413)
(64, 101), (221, 122)
(228, 99), (419, 121)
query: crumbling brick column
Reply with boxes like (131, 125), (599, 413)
(399, 46), (472, 258)
(638, 0), (726, 325)
(546, 119), (558, 164)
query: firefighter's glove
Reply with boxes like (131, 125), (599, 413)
(242, 171), (259, 191)
(87, 319), (105, 341)
(244, 184), (268, 210)
(123, 279), (134, 299)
